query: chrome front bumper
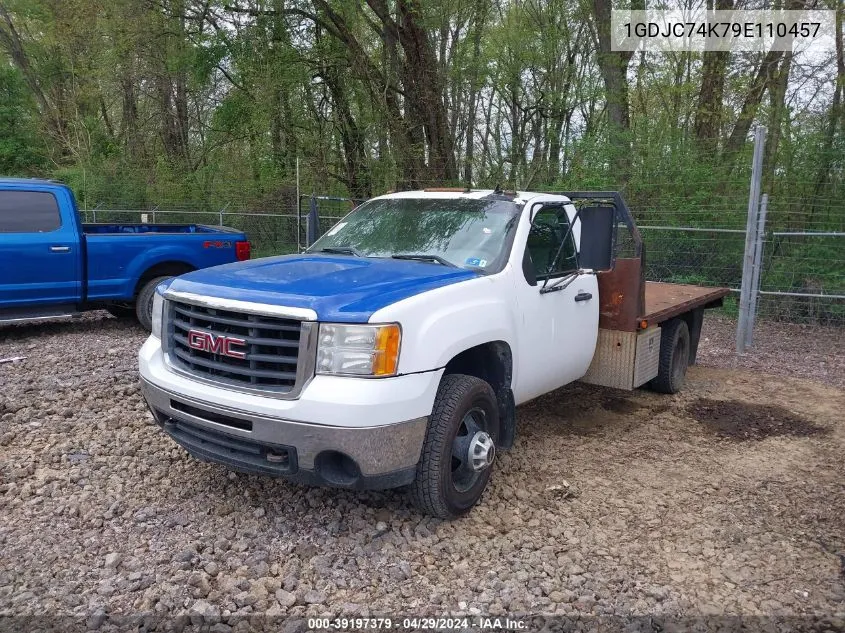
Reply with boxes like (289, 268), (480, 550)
(141, 378), (428, 489)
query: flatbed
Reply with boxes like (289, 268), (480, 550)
(643, 282), (730, 325)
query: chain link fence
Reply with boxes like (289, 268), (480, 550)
(77, 178), (843, 329)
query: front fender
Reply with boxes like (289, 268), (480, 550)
(369, 273), (518, 377)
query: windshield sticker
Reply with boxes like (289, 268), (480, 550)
(326, 222), (347, 236)
(465, 257), (487, 267)
(482, 227), (492, 234)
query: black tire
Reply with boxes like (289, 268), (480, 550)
(105, 304), (135, 319)
(135, 276), (172, 331)
(410, 374), (500, 519)
(649, 319), (690, 394)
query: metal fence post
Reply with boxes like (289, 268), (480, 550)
(306, 195), (320, 247)
(219, 203), (229, 226)
(736, 126), (766, 354)
(296, 157), (301, 251)
(296, 196), (302, 252)
(745, 193), (769, 349)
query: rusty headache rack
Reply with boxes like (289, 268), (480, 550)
(556, 191), (729, 333)
(556, 192), (729, 391)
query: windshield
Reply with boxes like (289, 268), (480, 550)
(308, 197), (521, 273)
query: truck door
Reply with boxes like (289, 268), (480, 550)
(0, 188), (81, 309)
(512, 204), (599, 403)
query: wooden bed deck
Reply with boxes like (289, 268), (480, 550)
(642, 282), (731, 324)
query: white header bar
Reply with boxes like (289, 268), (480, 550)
(611, 10), (836, 53)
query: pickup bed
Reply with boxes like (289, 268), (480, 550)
(0, 179), (250, 330)
(138, 189), (728, 518)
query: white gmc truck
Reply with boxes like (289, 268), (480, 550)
(139, 190), (727, 518)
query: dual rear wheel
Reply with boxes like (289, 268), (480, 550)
(649, 318), (691, 394)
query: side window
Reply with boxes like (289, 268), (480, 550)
(0, 191), (62, 234)
(526, 207), (578, 279)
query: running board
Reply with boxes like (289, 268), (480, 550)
(0, 306), (82, 325)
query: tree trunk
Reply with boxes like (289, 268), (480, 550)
(762, 52), (792, 190)
(120, 68), (140, 161)
(463, 0), (486, 186)
(394, 0), (457, 182)
(323, 47), (372, 198)
(590, 0), (642, 184)
(156, 74), (180, 163)
(173, 1), (190, 166)
(0, 3), (68, 151)
(811, 4), (844, 218)
(723, 49), (784, 161)
(693, 0), (733, 152)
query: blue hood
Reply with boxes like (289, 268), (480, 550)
(165, 254), (479, 322)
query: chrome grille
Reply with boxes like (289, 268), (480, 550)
(167, 300), (303, 393)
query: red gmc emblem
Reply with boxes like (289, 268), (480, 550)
(187, 330), (247, 359)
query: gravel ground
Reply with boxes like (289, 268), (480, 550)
(0, 313), (843, 631)
(697, 315), (845, 389)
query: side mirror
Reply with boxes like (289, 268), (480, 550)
(578, 206), (616, 271)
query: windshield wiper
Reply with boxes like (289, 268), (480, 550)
(391, 254), (458, 268)
(313, 246), (363, 257)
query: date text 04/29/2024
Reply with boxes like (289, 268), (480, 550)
(306, 617), (529, 630)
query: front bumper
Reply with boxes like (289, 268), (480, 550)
(141, 378), (428, 489)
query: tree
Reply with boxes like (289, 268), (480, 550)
(0, 64), (45, 173)
(590, 0), (644, 184)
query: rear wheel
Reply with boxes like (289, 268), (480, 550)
(136, 276), (172, 331)
(649, 319), (690, 394)
(410, 374), (499, 519)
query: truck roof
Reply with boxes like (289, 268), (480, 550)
(0, 177), (66, 188)
(375, 189), (569, 205)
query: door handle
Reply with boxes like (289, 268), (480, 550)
(574, 291), (593, 302)
(50, 246), (71, 253)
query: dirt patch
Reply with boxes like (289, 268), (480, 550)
(687, 398), (828, 440)
(601, 396), (643, 415)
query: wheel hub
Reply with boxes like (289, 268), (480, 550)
(468, 431), (495, 471)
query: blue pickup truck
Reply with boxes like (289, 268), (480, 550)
(0, 178), (250, 330)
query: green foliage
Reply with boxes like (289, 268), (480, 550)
(0, 65), (45, 174)
(0, 0), (842, 322)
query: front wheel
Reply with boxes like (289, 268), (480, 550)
(410, 374), (500, 519)
(136, 276), (172, 331)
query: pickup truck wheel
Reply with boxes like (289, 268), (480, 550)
(136, 276), (171, 331)
(650, 319), (690, 394)
(410, 374), (500, 519)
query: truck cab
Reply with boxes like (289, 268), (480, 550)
(139, 190), (727, 518)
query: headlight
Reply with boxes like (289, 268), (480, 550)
(151, 293), (165, 339)
(316, 323), (401, 377)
